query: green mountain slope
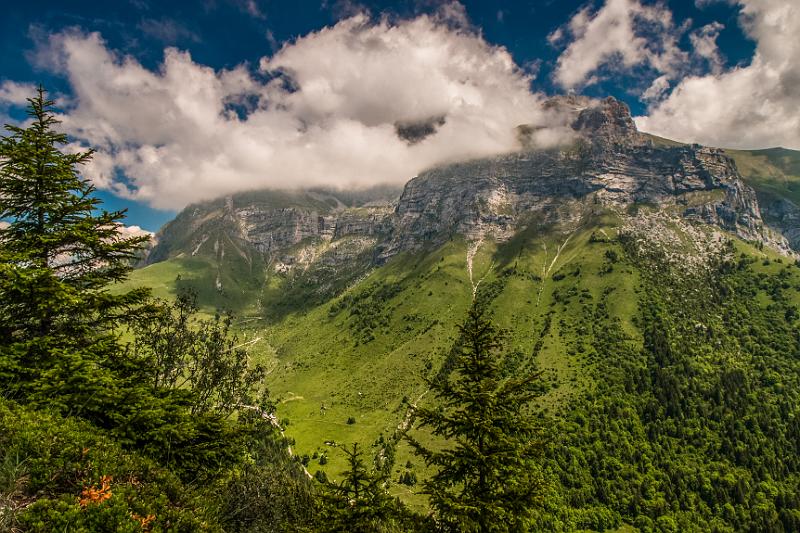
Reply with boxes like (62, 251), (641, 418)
(723, 147), (800, 251)
(120, 202), (800, 529)
(117, 102), (800, 529)
(725, 147), (800, 206)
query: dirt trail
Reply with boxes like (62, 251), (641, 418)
(466, 238), (495, 300)
(466, 238), (482, 291)
(231, 336), (261, 350)
(397, 389), (429, 433)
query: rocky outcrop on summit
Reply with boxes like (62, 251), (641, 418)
(573, 96), (640, 145)
(378, 97), (788, 259)
(148, 96), (794, 286)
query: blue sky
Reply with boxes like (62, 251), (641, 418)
(1, 0), (795, 231)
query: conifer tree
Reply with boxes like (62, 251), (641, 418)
(320, 443), (397, 532)
(0, 86), (149, 402)
(407, 304), (546, 532)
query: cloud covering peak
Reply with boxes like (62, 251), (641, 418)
(9, 11), (566, 210)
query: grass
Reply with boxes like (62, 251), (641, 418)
(118, 202), (798, 519)
(179, 221), (644, 506)
(725, 147), (800, 208)
(119, 217), (644, 503)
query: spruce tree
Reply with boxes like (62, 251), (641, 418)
(0, 86), (149, 404)
(320, 443), (397, 532)
(407, 304), (546, 532)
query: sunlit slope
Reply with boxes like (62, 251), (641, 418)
(246, 217), (642, 478)
(121, 215), (634, 463)
(119, 207), (800, 530)
(725, 147), (800, 206)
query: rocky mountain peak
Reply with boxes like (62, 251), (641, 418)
(531, 95), (640, 148)
(148, 95), (797, 289)
(572, 96), (638, 142)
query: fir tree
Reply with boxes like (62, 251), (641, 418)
(0, 86), (149, 404)
(320, 443), (398, 532)
(407, 304), (546, 532)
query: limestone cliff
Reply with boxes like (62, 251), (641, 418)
(146, 96), (795, 296)
(379, 96), (789, 260)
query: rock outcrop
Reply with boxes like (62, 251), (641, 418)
(147, 188), (397, 279)
(148, 96), (795, 285)
(378, 96), (789, 259)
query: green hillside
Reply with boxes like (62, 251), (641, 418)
(112, 124), (800, 533)
(119, 205), (800, 530)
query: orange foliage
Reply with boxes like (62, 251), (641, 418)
(79, 475), (112, 508)
(131, 512), (156, 530)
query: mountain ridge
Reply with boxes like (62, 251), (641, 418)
(114, 96), (800, 530)
(141, 96), (798, 312)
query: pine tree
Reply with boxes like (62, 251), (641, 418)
(0, 86), (149, 404)
(320, 443), (397, 532)
(407, 304), (546, 532)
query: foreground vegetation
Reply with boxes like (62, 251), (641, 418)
(0, 89), (318, 532)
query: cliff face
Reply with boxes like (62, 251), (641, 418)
(146, 188), (396, 293)
(379, 97), (787, 260)
(759, 198), (800, 250)
(147, 96), (793, 291)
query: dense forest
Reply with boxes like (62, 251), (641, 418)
(533, 237), (800, 531)
(3, 90), (800, 532)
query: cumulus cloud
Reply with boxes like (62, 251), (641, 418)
(641, 74), (671, 102)
(0, 81), (38, 106)
(117, 224), (155, 240)
(689, 21), (725, 74)
(551, 0), (687, 90)
(636, 0), (800, 149)
(1, 12), (570, 210)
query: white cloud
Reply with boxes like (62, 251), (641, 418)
(636, 0), (800, 150)
(547, 27), (564, 46)
(552, 0), (687, 90)
(689, 21), (725, 74)
(642, 74), (671, 102)
(117, 224), (154, 239)
(0, 81), (38, 106)
(4, 13), (570, 210)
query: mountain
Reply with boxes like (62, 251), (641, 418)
(121, 97), (800, 530)
(139, 186), (399, 312)
(722, 147), (800, 249)
(141, 96), (795, 313)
